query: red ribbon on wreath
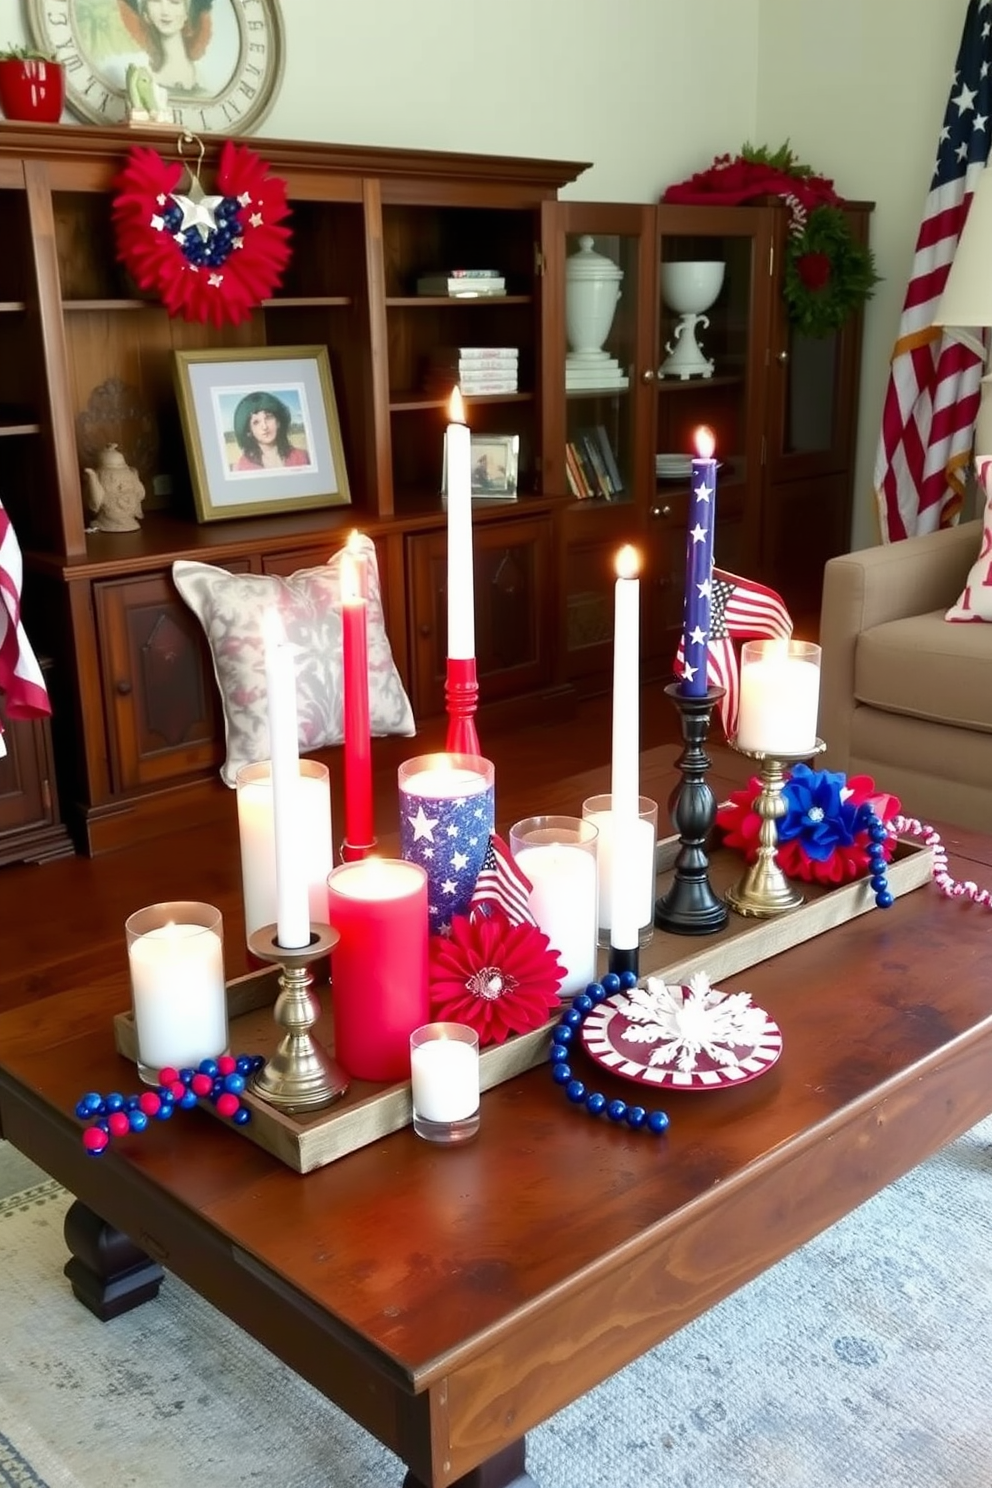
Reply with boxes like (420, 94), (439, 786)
(112, 139), (292, 327)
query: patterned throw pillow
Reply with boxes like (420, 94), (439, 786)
(173, 533), (415, 786)
(946, 459), (992, 621)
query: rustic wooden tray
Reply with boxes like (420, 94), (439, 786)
(114, 833), (934, 1173)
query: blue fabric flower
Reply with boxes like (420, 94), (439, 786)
(778, 763), (865, 862)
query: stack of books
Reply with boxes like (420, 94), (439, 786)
(425, 346), (519, 397)
(564, 426), (624, 500)
(416, 269), (507, 298)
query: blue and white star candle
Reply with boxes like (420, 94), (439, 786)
(679, 425), (717, 696)
(398, 753), (495, 933)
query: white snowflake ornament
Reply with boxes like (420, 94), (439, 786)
(612, 972), (771, 1074)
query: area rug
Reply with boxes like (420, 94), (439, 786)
(1, 1123), (990, 1488)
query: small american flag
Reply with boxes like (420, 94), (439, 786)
(470, 833), (537, 927)
(874, 0), (992, 541)
(0, 499), (50, 737)
(674, 568), (793, 738)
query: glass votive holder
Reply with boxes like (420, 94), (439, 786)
(235, 759), (333, 943)
(581, 794), (659, 949)
(398, 752), (495, 933)
(508, 815), (598, 997)
(736, 639), (822, 756)
(409, 1022), (480, 1144)
(125, 901), (228, 1085)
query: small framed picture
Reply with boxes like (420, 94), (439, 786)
(443, 432), (520, 502)
(173, 346), (351, 523)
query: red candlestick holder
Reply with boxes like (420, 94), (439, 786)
(445, 656), (481, 755)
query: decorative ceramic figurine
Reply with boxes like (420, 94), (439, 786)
(83, 444), (146, 532)
(124, 63), (171, 126)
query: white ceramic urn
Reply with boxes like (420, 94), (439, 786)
(565, 235), (623, 355)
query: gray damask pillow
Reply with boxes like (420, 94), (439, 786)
(173, 534), (415, 786)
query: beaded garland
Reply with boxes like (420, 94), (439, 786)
(854, 804), (894, 909)
(550, 970), (671, 1135)
(75, 1053), (264, 1156)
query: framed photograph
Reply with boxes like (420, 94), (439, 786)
(27, 0), (283, 135)
(173, 346), (351, 523)
(443, 433), (520, 503)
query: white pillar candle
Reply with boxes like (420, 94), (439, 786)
(236, 761), (333, 940)
(610, 545), (641, 950)
(446, 387), (475, 660)
(410, 1034), (480, 1122)
(736, 639), (822, 755)
(584, 807), (656, 941)
(262, 609), (310, 949)
(128, 915), (227, 1074)
(512, 841), (597, 996)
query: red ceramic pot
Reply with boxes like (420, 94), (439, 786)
(0, 60), (65, 124)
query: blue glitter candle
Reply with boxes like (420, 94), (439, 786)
(398, 753), (495, 933)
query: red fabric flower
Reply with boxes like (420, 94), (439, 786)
(429, 911), (565, 1046)
(796, 250), (832, 291)
(112, 140), (291, 327)
(717, 770), (902, 886)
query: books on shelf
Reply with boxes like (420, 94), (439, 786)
(565, 426), (624, 500)
(425, 346), (519, 396)
(416, 272), (507, 297)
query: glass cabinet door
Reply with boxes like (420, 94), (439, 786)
(542, 201), (656, 683)
(647, 205), (774, 656)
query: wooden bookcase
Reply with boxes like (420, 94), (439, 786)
(0, 123), (869, 855)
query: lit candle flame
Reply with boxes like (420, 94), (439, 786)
(615, 544), (640, 580)
(693, 425), (716, 459)
(448, 386), (467, 425)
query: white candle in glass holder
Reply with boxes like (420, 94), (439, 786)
(512, 839), (597, 996)
(410, 1031), (480, 1122)
(128, 919), (227, 1073)
(736, 639), (821, 755)
(236, 760), (333, 940)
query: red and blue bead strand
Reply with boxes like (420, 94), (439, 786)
(75, 1053), (264, 1155)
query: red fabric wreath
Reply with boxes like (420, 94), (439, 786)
(429, 911), (565, 1046)
(112, 140), (291, 327)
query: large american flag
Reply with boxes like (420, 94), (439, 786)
(674, 569), (793, 739)
(470, 833), (536, 927)
(874, 0), (992, 541)
(0, 499), (50, 742)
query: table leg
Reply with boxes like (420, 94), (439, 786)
(62, 1199), (165, 1321)
(402, 1439), (538, 1488)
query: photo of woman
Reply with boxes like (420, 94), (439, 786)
(117, 0), (218, 95)
(229, 390), (313, 473)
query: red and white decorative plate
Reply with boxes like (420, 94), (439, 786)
(580, 973), (782, 1092)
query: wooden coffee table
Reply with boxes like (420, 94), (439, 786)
(2, 751), (992, 1488)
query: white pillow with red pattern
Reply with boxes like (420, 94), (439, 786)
(946, 459), (992, 621)
(173, 533), (415, 786)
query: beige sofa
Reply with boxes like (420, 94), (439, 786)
(819, 519), (992, 832)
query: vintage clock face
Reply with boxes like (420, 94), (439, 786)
(27, 0), (283, 136)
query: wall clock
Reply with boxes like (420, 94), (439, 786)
(27, 0), (284, 136)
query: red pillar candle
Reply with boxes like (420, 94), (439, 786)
(327, 858), (430, 1082)
(679, 425), (718, 696)
(341, 533), (375, 856)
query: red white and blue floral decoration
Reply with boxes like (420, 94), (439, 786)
(111, 138), (292, 327)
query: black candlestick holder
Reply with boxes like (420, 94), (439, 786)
(654, 682), (729, 936)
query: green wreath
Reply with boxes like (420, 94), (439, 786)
(783, 204), (879, 338)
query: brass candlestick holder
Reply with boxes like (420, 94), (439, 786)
(247, 922), (350, 1113)
(724, 739), (826, 919)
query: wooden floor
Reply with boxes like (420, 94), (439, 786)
(0, 685), (688, 1016)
